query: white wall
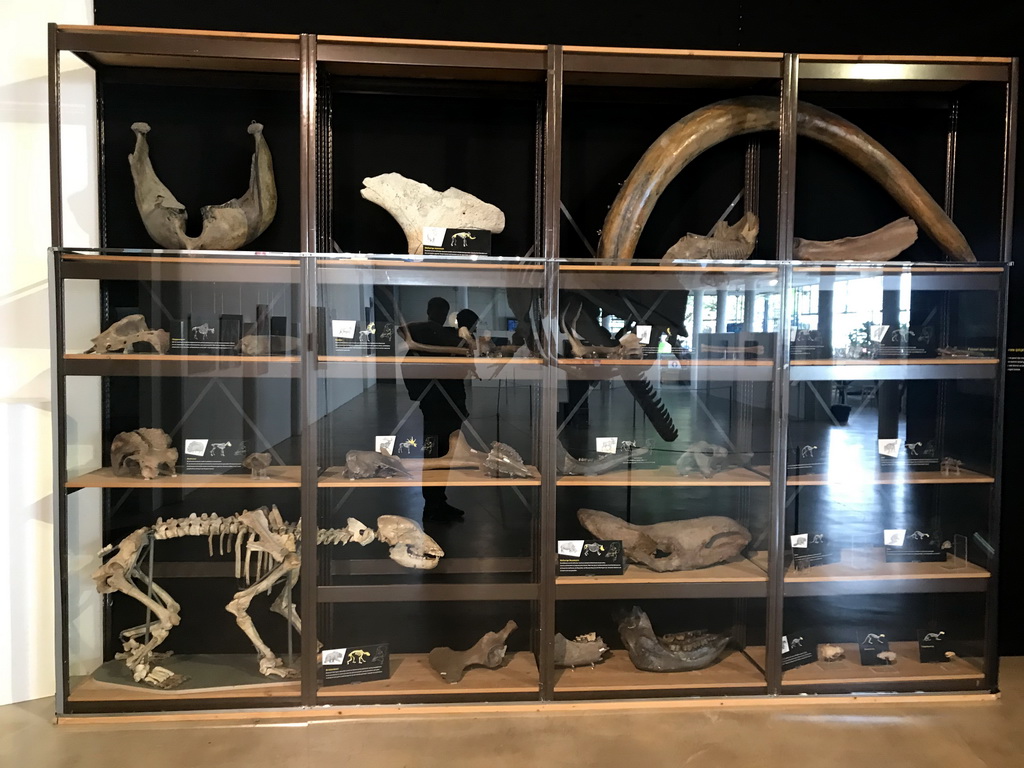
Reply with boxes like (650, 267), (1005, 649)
(0, 1), (95, 705)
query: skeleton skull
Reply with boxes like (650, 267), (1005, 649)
(375, 515), (444, 569)
(111, 429), (178, 479)
(87, 315), (170, 355)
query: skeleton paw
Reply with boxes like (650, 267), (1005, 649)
(132, 664), (187, 689)
(259, 657), (299, 679)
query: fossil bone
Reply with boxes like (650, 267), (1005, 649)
(375, 515), (444, 569)
(94, 506), (387, 687)
(818, 643), (846, 663)
(599, 96), (975, 264)
(238, 334), (301, 356)
(676, 441), (753, 478)
(556, 441), (651, 476)
(420, 430), (534, 479)
(661, 211), (759, 264)
(87, 315), (170, 354)
(876, 650), (898, 664)
(577, 508), (751, 571)
(554, 632), (610, 668)
(129, 121), (277, 250)
(428, 620), (517, 683)
(343, 450), (412, 479)
(111, 429), (178, 480)
(618, 607), (729, 672)
(360, 172), (505, 255)
(793, 217), (919, 261)
(242, 452), (272, 479)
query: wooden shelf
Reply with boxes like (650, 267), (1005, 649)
(317, 652), (538, 699)
(553, 648), (766, 694)
(556, 557), (768, 599)
(319, 464), (540, 487)
(778, 642), (984, 687)
(557, 464), (769, 486)
(319, 356), (543, 381)
(791, 358), (999, 366)
(64, 353), (300, 378)
(60, 253), (301, 283)
(784, 548), (990, 596)
(67, 466), (302, 489)
(787, 468), (994, 486)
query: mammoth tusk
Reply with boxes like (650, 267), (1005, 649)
(598, 96), (975, 264)
(129, 121), (277, 251)
(793, 216), (918, 261)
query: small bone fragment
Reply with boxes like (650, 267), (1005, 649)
(376, 515), (444, 569)
(420, 430), (534, 478)
(360, 173), (505, 255)
(676, 441), (752, 478)
(242, 452), (272, 479)
(87, 315), (170, 355)
(618, 607), (728, 672)
(793, 217), (918, 261)
(577, 508), (750, 571)
(818, 643), (845, 662)
(111, 429), (178, 479)
(876, 650), (898, 664)
(129, 121), (277, 250)
(429, 620), (517, 683)
(556, 442), (651, 476)
(660, 211), (759, 264)
(553, 632), (610, 668)
(238, 335), (302, 356)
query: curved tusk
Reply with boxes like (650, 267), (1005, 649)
(598, 95), (975, 264)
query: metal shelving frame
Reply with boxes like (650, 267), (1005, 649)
(47, 23), (1017, 715)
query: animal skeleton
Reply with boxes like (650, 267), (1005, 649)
(129, 121), (277, 250)
(862, 633), (886, 645)
(93, 506), (441, 688)
(209, 441), (232, 457)
(618, 607), (729, 672)
(923, 632), (945, 643)
(450, 231), (477, 246)
(191, 323), (215, 340)
(906, 441), (923, 456)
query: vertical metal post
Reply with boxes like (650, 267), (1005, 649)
(986, 59), (1017, 690)
(298, 32), (320, 707)
(538, 44), (563, 701)
(47, 23), (70, 717)
(943, 99), (959, 218)
(766, 52), (798, 697)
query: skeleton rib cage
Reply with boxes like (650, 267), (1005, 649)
(93, 505), (438, 688)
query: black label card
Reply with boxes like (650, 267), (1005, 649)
(781, 631), (818, 670)
(790, 533), (840, 570)
(321, 643), (389, 686)
(884, 530), (946, 563)
(422, 227), (492, 257)
(187, 316), (235, 354)
(858, 630), (894, 666)
(330, 320), (396, 355)
(918, 629), (954, 663)
(557, 540), (624, 575)
(182, 436), (246, 474)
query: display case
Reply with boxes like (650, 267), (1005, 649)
(47, 25), (1016, 716)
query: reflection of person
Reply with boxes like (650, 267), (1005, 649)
(402, 297), (469, 521)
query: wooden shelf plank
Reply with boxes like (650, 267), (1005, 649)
(785, 548), (989, 583)
(558, 358), (772, 367)
(787, 468), (994, 486)
(67, 466), (302, 489)
(557, 464), (769, 486)
(317, 652), (538, 698)
(556, 557), (767, 587)
(319, 464), (541, 487)
(64, 354), (300, 378)
(553, 648), (765, 692)
(791, 358), (999, 366)
(779, 642), (984, 686)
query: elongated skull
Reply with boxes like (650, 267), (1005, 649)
(376, 515), (444, 569)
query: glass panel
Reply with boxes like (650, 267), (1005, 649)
(60, 252), (304, 712)
(314, 255), (543, 701)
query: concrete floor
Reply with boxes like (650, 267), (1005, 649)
(2, 658), (1022, 767)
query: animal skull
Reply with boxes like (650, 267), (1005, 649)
(577, 508), (751, 571)
(375, 515), (444, 569)
(111, 429), (178, 479)
(87, 315), (170, 354)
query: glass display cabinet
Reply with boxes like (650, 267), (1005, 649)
(47, 25), (1015, 716)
